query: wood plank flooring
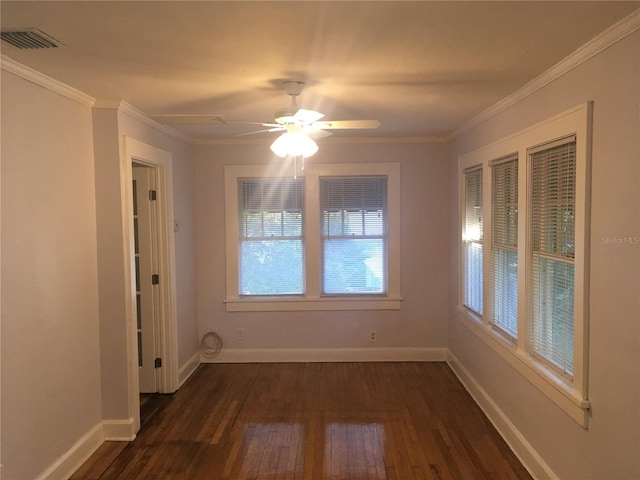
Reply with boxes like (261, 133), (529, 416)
(72, 362), (532, 480)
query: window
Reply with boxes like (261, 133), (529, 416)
(528, 137), (576, 376)
(490, 156), (518, 339)
(463, 167), (483, 315)
(225, 162), (401, 311)
(238, 178), (304, 295)
(457, 103), (591, 426)
(320, 177), (387, 295)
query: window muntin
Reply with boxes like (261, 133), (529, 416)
(528, 138), (576, 376)
(320, 176), (387, 295)
(463, 167), (483, 315)
(238, 178), (305, 295)
(491, 157), (518, 339)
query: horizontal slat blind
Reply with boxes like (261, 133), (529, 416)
(528, 138), (576, 375)
(320, 176), (387, 294)
(463, 167), (483, 315)
(491, 157), (518, 338)
(238, 178), (304, 295)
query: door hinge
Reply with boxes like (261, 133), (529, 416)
(154, 357), (162, 368)
(152, 274), (160, 285)
(149, 189), (157, 201)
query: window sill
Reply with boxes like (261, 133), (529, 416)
(457, 305), (590, 428)
(225, 296), (404, 312)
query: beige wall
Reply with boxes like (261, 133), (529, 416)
(1, 71), (102, 479)
(448, 31), (640, 479)
(194, 141), (451, 356)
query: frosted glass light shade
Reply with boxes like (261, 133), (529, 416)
(270, 132), (319, 158)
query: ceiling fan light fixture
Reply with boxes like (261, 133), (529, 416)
(270, 132), (318, 158)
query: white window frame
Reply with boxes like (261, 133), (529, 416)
(224, 162), (402, 312)
(457, 103), (592, 427)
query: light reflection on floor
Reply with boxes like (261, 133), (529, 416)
(236, 422), (387, 479)
(325, 423), (387, 479)
(240, 423), (305, 478)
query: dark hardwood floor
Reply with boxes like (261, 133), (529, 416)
(72, 362), (532, 480)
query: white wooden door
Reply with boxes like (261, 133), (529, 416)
(133, 165), (158, 393)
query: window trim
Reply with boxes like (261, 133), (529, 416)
(224, 162), (402, 312)
(457, 102), (592, 427)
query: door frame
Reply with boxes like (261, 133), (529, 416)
(121, 136), (178, 431)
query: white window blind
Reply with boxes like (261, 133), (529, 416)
(491, 156), (518, 339)
(320, 176), (387, 294)
(238, 178), (304, 295)
(463, 167), (483, 315)
(528, 137), (576, 376)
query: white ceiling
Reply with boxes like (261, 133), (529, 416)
(1, 1), (638, 141)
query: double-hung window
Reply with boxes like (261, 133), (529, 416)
(320, 177), (387, 295)
(225, 162), (401, 311)
(238, 178), (304, 295)
(458, 103), (591, 426)
(528, 138), (576, 376)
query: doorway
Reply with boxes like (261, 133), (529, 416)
(132, 164), (159, 393)
(123, 137), (179, 436)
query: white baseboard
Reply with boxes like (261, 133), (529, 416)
(34, 423), (104, 480)
(103, 417), (137, 441)
(178, 350), (201, 388)
(446, 352), (557, 480)
(201, 347), (448, 363)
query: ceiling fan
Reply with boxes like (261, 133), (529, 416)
(152, 81), (381, 157)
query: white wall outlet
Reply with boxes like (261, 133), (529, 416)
(236, 328), (245, 340)
(369, 330), (377, 342)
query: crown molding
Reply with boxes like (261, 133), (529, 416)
(450, 8), (640, 140)
(0, 55), (95, 106)
(93, 99), (192, 143)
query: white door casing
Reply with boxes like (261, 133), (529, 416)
(121, 136), (178, 435)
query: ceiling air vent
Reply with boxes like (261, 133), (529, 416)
(1, 28), (63, 49)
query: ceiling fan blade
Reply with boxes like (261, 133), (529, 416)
(235, 126), (285, 137)
(152, 114), (228, 125)
(313, 120), (381, 130)
(294, 108), (325, 124)
(152, 115), (280, 128)
(306, 129), (333, 140)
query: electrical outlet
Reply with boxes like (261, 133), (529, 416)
(369, 330), (377, 342)
(236, 328), (245, 340)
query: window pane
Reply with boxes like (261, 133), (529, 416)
(240, 240), (304, 295)
(323, 239), (385, 294)
(529, 257), (574, 374)
(283, 211), (302, 236)
(364, 210), (385, 235)
(492, 248), (518, 337)
(344, 210), (363, 235)
(464, 242), (483, 314)
(531, 142), (576, 259)
(262, 211), (283, 237)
